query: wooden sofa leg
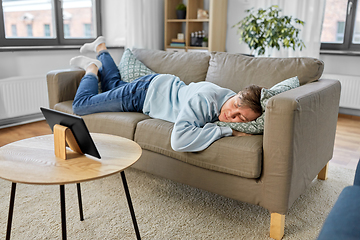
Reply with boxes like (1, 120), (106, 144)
(270, 213), (285, 240)
(318, 163), (329, 180)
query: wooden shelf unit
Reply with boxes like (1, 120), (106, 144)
(164, 0), (227, 52)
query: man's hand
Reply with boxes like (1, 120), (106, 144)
(232, 129), (252, 136)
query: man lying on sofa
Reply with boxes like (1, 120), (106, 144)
(70, 37), (262, 152)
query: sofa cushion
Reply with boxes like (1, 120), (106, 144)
(134, 118), (263, 178)
(132, 48), (210, 84)
(54, 101), (150, 140)
(118, 48), (156, 83)
(205, 52), (324, 93)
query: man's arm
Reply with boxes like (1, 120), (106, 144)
(232, 130), (252, 136)
(170, 95), (232, 152)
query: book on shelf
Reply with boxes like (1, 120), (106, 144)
(166, 48), (186, 53)
(170, 42), (185, 47)
(171, 38), (185, 43)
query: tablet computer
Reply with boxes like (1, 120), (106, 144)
(40, 107), (101, 159)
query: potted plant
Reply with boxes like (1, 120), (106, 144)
(202, 36), (208, 47)
(176, 3), (186, 19)
(232, 5), (306, 56)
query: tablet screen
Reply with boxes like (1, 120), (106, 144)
(40, 107), (101, 159)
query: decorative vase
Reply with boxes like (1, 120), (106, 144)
(176, 10), (186, 19)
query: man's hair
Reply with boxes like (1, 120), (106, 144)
(237, 85), (263, 115)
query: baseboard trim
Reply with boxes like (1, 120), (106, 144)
(0, 113), (45, 129)
(339, 107), (360, 117)
(338, 113), (360, 121)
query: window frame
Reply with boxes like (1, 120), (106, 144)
(0, 0), (102, 47)
(321, 0), (360, 51)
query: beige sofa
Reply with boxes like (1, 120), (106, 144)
(47, 49), (341, 240)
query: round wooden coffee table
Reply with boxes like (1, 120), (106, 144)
(0, 133), (142, 240)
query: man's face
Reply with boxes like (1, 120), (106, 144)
(219, 95), (261, 123)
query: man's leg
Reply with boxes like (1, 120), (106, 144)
(97, 50), (125, 92)
(72, 72), (157, 116)
(70, 56), (156, 116)
(80, 37), (125, 92)
(71, 37), (157, 116)
(70, 59), (106, 115)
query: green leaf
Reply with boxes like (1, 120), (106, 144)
(233, 4), (305, 56)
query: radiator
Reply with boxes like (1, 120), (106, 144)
(0, 75), (49, 121)
(322, 74), (360, 110)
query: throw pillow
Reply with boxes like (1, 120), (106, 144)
(118, 48), (156, 83)
(215, 76), (300, 134)
(216, 113), (265, 134)
(260, 76), (300, 110)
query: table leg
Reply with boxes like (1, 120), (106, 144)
(6, 182), (16, 240)
(60, 185), (67, 240)
(120, 171), (141, 240)
(76, 183), (84, 221)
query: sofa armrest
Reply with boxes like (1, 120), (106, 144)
(46, 69), (85, 109)
(261, 79), (341, 214)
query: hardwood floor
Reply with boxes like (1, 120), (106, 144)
(0, 115), (359, 170)
(330, 114), (360, 170)
(0, 120), (52, 147)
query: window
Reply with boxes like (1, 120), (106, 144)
(354, 17), (360, 42)
(321, 0), (360, 51)
(0, 0), (101, 47)
(11, 23), (15, 36)
(44, 24), (50, 37)
(64, 23), (70, 38)
(26, 23), (32, 37)
(336, 22), (345, 42)
(84, 23), (91, 38)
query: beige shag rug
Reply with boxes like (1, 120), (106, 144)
(0, 164), (355, 240)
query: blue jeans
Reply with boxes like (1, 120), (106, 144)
(72, 51), (158, 115)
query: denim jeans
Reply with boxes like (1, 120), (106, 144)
(72, 51), (158, 115)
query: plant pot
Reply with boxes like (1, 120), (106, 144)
(176, 10), (186, 19)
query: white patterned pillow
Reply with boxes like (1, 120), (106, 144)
(118, 48), (155, 82)
(216, 113), (266, 134)
(215, 76), (300, 134)
(260, 76), (300, 110)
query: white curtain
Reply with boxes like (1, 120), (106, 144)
(125, 0), (164, 50)
(253, 0), (326, 58)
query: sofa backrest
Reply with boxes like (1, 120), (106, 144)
(132, 48), (210, 85)
(205, 52), (324, 93)
(132, 49), (324, 93)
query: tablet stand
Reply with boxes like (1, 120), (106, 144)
(53, 124), (83, 160)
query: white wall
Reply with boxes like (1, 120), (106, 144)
(319, 54), (360, 77)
